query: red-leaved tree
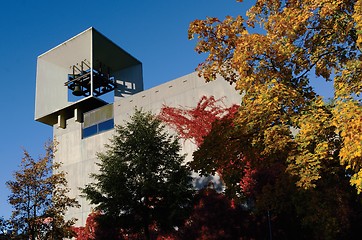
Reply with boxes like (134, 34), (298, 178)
(159, 96), (257, 198)
(179, 186), (251, 240)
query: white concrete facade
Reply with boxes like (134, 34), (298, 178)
(35, 28), (241, 226)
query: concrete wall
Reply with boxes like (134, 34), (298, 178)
(35, 29), (92, 124)
(54, 72), (241, 226)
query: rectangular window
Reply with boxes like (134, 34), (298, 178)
(82, 125), (98, 138)
(98, 119), (114, 133)
(82, 119), (114, 138)
(82, 104), (114, 139)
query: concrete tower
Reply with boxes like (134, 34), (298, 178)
(35, 27), (143, 128)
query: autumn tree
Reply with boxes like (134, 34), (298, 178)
(189, 0), (362, 192)
(185, 1), (362, 237)
(161, 96), (361, 238)
(82, 109), (194, 240)
(6, 141), (80, 240)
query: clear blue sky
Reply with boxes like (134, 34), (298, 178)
(0, 0), (333, 219)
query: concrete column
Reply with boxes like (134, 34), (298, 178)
(75, 108), (83, 123)
(58, 114), (66, 129)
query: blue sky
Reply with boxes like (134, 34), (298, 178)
(0, 0), (333, 219)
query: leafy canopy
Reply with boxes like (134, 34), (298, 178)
(162, 94), (362, 238)
(189, 0), (362, 191)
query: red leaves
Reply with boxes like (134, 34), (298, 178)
(72, 211), (100, 240)
(159, 96), (239, 147)
(180, 188), (247, 239)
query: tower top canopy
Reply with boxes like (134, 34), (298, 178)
(35, 27), (143, 126)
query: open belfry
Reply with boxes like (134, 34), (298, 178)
(34, 27), (240, 226)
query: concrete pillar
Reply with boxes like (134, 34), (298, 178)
(58, 114), (66, 129)
(75, 108), (83, 123)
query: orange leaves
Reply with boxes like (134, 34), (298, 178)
(188, 16), (246, 83)
(287, 98), (335, 189)
(236, 78), (302, 134)
(335, 59), (362, 98)
(262, 125), (293, 156)
(333, 100), (362, 192)
(246, 0), (283, 26)
(353, 0), (362, 48)
(350, 170), (362, 194)
(189, 0), (362, 194)
(317, 0), (345, 17)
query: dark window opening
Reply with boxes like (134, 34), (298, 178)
(82, 119), (114, 138)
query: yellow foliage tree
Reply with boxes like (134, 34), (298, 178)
(189, 0), (362, 191)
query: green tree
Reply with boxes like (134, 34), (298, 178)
(6, 141), (80, 240)
(82, 110), (194, 240)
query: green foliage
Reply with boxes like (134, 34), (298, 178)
(6, 141), (79, 240)
(82, 109), (194, 240)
